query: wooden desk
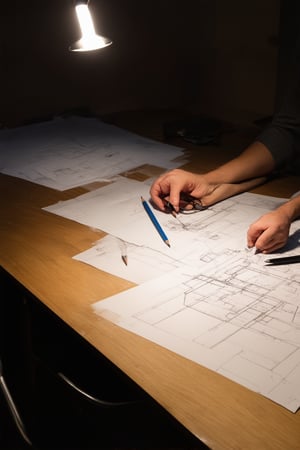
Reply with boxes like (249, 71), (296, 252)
(1, 110), (300, 450)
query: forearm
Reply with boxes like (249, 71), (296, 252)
(277, 195), (300, 222)
(203, 141), (276, 184)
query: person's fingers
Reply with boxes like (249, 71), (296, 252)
(260, 241), (286, 253)
(248, 225), (287, 253)
(168, 186), (184, 212)
(149, 177), (169, 210)
(247, 223), (267, 249)
(150, 169), (188, 211)
(255, 233), (288, 253)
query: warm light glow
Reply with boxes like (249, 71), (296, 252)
(76, 4), (98, 41)
(70, 3), (112, 52)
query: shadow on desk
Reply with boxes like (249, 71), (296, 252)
(0, 268), (208, 450)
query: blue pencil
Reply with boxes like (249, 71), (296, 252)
(141, 196), (170, 247)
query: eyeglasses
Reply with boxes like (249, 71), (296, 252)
(164, 194), (208, 215)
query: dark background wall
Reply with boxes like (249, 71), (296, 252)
(0, 0), (288, 128)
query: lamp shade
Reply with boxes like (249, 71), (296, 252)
(70, 1), (112, 52)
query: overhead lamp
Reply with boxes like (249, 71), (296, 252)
(69, 0), (112, 52)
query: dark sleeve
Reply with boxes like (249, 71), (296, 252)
(256, 39), (300, 171)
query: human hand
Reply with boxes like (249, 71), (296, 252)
(247, 209), (291, 253)
(149, 169), (217, 212)
(150, 168), (267, 213)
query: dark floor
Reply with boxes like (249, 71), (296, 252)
(0, 274), (208, 450)
(0, 381), (208, 450)
(0, 393), (31, 450)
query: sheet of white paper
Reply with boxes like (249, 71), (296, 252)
(45, 177), (300, 411)
(93, 241), (300, 412)
(44, 177), (203, 257)
(44, 176), (295, 257)
(73, 234), (195, 284)
(0, 116), (184, 190)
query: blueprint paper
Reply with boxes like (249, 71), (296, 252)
(44, 177), (203, 258)
(44, 177), (300, 411)
(93, 262), (300, 413)
(92, 240), (300, 412)
(0, 116), (183, 190)
(73, 234), (183, 284)
(44, 176), (298, 259)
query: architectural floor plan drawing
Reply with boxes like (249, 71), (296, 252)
(93, 247), (300, 413)
(0, 116), (184, 190)
(45, 177), (300, 411)
(87, 181), (299, 413)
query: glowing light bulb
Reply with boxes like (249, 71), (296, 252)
(70, 3), (112, 52)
